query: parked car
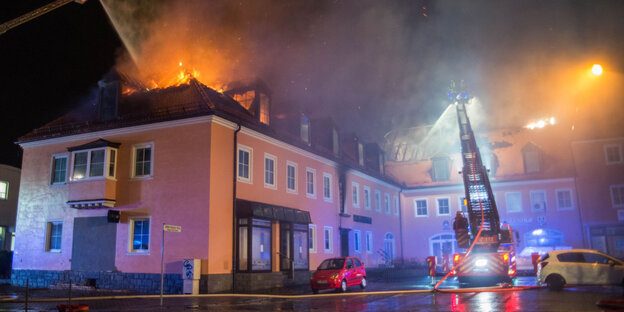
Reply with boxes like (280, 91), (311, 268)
(537, 249), (624, 290)
(310, 257), (367, 293)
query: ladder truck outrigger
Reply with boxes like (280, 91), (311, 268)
(449, 81), (516, 285)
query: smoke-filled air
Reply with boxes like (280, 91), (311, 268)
(100, 0), (624, 161)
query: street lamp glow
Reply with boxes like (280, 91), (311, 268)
(591, 64), (603, 76)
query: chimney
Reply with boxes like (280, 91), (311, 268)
(364, 143), (385, 174)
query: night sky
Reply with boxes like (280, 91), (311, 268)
(1, 0), (623, 168)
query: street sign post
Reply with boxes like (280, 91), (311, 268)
(161, 224), (181, 306)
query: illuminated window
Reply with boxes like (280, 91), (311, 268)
(556, 189), (573, 210)
(437, 198), (450, 216)
(259, 93), (270, 125)
(132, 143), (153, 178)
(415, 199), (428, 217)
(237, 218), (272, 271)
(505, 192), (522, 213)
(237, 145), (252, 183)
(431, 157), (450, 182)
(306, 168), (316, 198)
(0, 181), (7, 200)
(45, 221), (63, 252)
(352, 182), (359, 208)
(71, 147), (117, 181)
(323, 173), (332, 202)
(375, 190), (381, 212)
(308, 224), (317, 253)
(51, 154), (68, 184)
(384, 193), (391, 214)
(610, 185), (624, 208)
(354, 230), (361, 253)
(129, 218), (150, 253)
(264, 153), (277, 189)
(363, 186), (371, 210)
(287, 162), (297, 194)
(605, 144), (623, 164)
(530, 190), (547, 212)
(232, 91), (253, 110)
(366, 231), (373, 253)
(324, 226), (333, 253)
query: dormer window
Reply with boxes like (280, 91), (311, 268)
(332, 128), (340, 156)
(358, 142), (364, 166)
(68, 139), (120, 181)
(522, 142), (542, 173)
(301, 115), (311, 145)
(259, 93), (270, 125)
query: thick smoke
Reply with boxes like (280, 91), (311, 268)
(100, 0), (624, 157)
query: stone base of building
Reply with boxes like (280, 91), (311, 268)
(233, 271), (311, 293)
(199, 273), (232, 293)
(11, 270), (183, 294)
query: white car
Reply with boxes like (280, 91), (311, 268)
(537, 249), (624, 290)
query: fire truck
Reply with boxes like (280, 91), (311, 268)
(449, 81), (516, 285)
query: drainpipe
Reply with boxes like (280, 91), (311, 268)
(232, 123), (242, 292)
(568, 140), (587, 248)
(398, 188), (404, 265)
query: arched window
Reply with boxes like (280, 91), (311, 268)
(383, 233), (395, 264)
(429, 233), (458, 264)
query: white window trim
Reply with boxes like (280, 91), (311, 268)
(286, 161), (298, 194)
(128, 216), (152, 255)
(366, 231), (373, 253)
(604, 144), (623, 165)
(323, 226), (333, 253)
(263, 153), (277, 190)
(363, 186), (371, 210)
(322, 172), (333, 202)
(306, 167), (317, 199)
(237, 144), (253, 184)
(610, 184), (624, 208)
(458, 196), (467, 213)
(436, 197), (451, 216)
(354, 230), (362, 253)
(44, 220), (63, 253)
(309, 224), (317, 253)
(70, 147), (117, 182)
(50, 153), (69, 185)
(131, 142), (154, 180)
(555, 188), (574, 211)
(384, 193), (391, 214)
(374, 190), (382, 212)
(352, 182), (360, 208)
(505, 192), (523, 213)
(0, 181), (8, 200)
(394, 196), (400, 216)
(414, 198), (428, 217)
(530, 190), (547, 212)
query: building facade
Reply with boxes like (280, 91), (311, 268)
(0, 164), (19, 253)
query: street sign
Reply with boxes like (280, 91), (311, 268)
(164, 224), (181, 232)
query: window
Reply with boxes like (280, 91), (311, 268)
(324, 226), (333, 253)
(354, 230), (361, 253)
(375, 190), (381, 212)
(522, 143), (541, 173)
(129, 218), (150, 253)
(384, 193), (391, 214)
(557, 252), (584, 263)
(415, 199), (428, 217)
(366, 231), (373, 253)
(431, 157), (450, 181)
(352, 182), (359, 208)
(506, 192), (522, 213)
(301, 115), (311, 145)
(0, 181), (7, 200)
(394, 196), (400, 216)
(71, 148), (117, 180)
(323, 173), (332, 202)
(611, 185), (624, 208)
(556, 189), (574, 210)
(287, 162), (297, 194)
(358, 143), (364, 166)
(259, 94), (270, 125)
(132, 144), (153, 178)
(437, 198), (450, 216)
(530, 190), (547, 212)
(237, 145), (252, 183)
(238, 218), (272, 271)
(45, 221), (62, 252)
(309, 224), (317, 253)
(292, 224), (309, 270)
(459, 196), (468, 213)
(605, 144), (623, 164)
(363, 186), (371, 210)
(264, 153), (277, 189)
(51, 154), (68, 184)
(332, 128), (340, 156)
(306, 168), (316, 198)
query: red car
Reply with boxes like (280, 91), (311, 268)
(310, 257), (367, 293)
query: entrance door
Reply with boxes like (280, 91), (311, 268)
(384, 233), (395, 264)
(340, 229), (350, 257)
(280, 224), (291, 271)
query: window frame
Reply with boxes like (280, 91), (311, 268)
(505, 192), (523, 213)
(45, 220), (63, 252)
(610, 184), (624, 208)
(366, 231), (373, 253)
(309, 224), (317, 253)
(394, 196), (400, 216)
(436, 197), (451, 216)
(555, 189), (574, 211)
(352, 182), (360, 208)
(237, 144), (253, 184)
(354, 230), (362, 253)
(604, 144), (623, 165)
(323, 226), (333, 253)
(263, 153), (277, 189)
(363, 186), (371, 210)
(0, 181), (8, 200)
(374, 190), (382, 212)
(458, 196), (468, 213)
(286, 161), (298, 194)
(306, 168), (316, 198)
(128, 217), (151, 254)
(131, 142), (154, 179)
(530, 190), (547, 212)
(384, 193), (391, 214)
(322, 172), (332, 202)
(414, 198), (428, 217)
(70, 147), (118, 181)
(50, 153), (69, 185)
